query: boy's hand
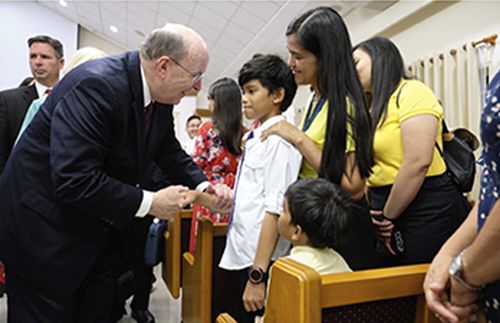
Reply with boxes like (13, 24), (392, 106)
(206, 183), (232, 210)
(243, 280), (265, 312)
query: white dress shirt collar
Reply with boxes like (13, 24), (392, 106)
(140, 63), (152, 108)
(34, 82), (48, 98)
(251, 115), (285, 136)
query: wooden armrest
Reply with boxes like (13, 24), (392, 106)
(183, 251), (195, 267)
(216, 313), (238, 323)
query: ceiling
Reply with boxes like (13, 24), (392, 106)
(35, 0), (397, 90)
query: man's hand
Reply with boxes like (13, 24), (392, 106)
(243, 280), (266, 313)
(206, 183), (232, 211)
(149, 185), (189, 220)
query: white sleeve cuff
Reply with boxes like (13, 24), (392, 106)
(196, 181), (210, 192)
(264, 191), (285, 215)
(135, 190), (154, 218)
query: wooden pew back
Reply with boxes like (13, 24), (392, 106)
(162, 209), (192, 299)
(260, 259), (438, 323)
(181, 217), (228, 323)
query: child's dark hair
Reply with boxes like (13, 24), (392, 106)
(284, 178), (352, 249)
(208, 77), (243, 156)
(238, 54), (297, 112)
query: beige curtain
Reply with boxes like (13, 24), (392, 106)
(409, 46), (482, 134)
(407, 43), (495, 196)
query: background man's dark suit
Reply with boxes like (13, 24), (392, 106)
(0, 51), (206, 322)
(0, 83), (38, 173)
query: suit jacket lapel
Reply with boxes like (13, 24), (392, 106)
(26, 84), (38, 103)
(145, 102), (171, 161)
(126, 51), (146, 177)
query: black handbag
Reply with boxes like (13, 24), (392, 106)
(435, 122), (477, 192)
(144, 218), (167, 267)
(395, 82), (477, 192)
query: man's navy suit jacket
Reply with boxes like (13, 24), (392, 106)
(0, 83), (38, 173)
(0, 51), (206, 295)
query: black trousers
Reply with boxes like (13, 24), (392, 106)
(369, 173), (469, 265)
(6, 233), (117, 323)
(112, 216), (154, 316)
(335, 197), (382, 270)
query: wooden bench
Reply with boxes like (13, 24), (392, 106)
(182, 217), (236, 323)
(161, 209), (192, 299)
(217, 258), (439, 323)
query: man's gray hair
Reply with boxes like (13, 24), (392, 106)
(140, 27), (187, 61)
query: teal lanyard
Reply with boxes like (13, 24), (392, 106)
(302, 97), (325, 132)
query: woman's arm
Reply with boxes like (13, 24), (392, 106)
(461, 199), (500, 286)
(340, 152), (365, 201)
(261, 121), (364, 200)
(424, 205), (478, 322)
(382, 114), (438, 219)
(260, 120), (322, 173)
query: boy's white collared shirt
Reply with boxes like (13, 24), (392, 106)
(219, 115), (302, 270)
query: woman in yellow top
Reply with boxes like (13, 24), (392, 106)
(353, 37), (469, 265)
(262, 7), (381, 270)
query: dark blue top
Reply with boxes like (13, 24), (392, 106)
(478, 70), (500, 322)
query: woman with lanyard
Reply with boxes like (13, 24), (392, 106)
(353, 37), (469, 266)
(261, 6), (381, 270)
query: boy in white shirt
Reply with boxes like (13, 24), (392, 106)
(278, 178), (352, 275)
(219, 54), (302, 322)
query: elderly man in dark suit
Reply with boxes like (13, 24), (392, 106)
(0, 24), (230, 323)
(0, 35), (64, 174)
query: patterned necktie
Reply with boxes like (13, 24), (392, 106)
(144, 102), (154, 138)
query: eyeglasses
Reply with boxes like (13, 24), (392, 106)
(170, 56), (205, 85)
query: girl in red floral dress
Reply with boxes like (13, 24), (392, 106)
(189, 77), (243, 253)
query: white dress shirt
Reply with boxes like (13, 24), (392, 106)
(34, 81), (49, 97)
(219, 115), (302, 270)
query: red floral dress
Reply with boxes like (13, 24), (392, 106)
(189, 122), (239, 253)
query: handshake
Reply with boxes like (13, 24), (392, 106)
(149, 183), (233, 220)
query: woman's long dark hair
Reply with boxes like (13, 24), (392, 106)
(208, 77), (243, 156)
(354, 37), (408, 133)
(286, 6), (373, 184)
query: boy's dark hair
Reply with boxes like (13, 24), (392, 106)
(28, 35), (64, 59)
(238, 54), (297, 112)
(284, 178), (352, 249)
(186, 114), (201, 125)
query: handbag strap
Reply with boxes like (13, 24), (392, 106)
(395, 81), (446, 159)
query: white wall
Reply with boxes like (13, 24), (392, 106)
(0, 2), (77, 91)
(382, 1), (500, 69)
